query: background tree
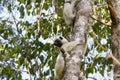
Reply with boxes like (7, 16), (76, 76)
(0, 0), (118, 80)
(107, 0), (120, 80)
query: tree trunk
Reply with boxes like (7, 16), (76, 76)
(107, 0), (120, 80)
(63, 0), (93, 80)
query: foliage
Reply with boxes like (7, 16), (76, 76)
(83, 0), (112, 79)
(0, 0), (64, 79)
(0, 0), (112, 79)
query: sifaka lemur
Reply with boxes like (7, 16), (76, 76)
(53, 36), (80, 79)
(63, 0), (78, 26)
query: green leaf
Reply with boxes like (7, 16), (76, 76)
(19, 5), (25, 18)
(7, 4), (11, 12)
(39, 55), (44, 63)
(44, 70), (49, 76)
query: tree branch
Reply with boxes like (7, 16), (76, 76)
(37, 0), (45, 33)
(106, 53), (120, 66)
(90, 5), (111, 26)
(89, 26), (108, 51)
(90, 14), (111, 26)
(107, 0), (118, 26)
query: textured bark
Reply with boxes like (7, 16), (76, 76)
(63, 0), (93, 80)
(107, 0), (120, 80)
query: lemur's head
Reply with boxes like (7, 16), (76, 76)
(53, 36), (68, 47)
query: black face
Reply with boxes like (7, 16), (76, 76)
(53, 39), (63, 47)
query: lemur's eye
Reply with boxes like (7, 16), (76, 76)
(59, 36), (63, 40)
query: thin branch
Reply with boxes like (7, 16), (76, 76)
(0, 60), (29, 74)
(54, 0), (58, 14)
(107, 0), (118, 25)
(37, 0), (45, 33)
(90, 5), (111, 26)
(90, 14), (111, 26)
(24, 58), (32, 80)
(83, 41), (87, 55)
(11, 6), (20, 33)
(11, 10), (24, 38)
(89, 26), (108, 51)
(106, 54), (120, 66)
(28, 68), (32, 80)
(88, 77), (97, 80)
(114, 74), (120, 78)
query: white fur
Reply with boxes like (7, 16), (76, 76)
(63, 0), (77, 26)
(53, 36), (68, 79)
(53, 36), (80, 79)
(55, 53), (65, 79)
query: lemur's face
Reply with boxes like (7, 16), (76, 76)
(53, 36), (68, 47)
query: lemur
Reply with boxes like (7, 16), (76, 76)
(53, 36), (80, 79)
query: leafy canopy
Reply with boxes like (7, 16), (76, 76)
(0, 0), (112, 79)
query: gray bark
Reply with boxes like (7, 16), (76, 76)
(63, 0), (93, 80)
(107, 0), (120, 80)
